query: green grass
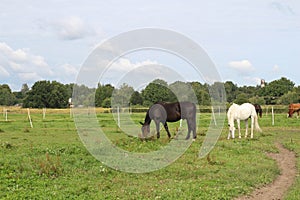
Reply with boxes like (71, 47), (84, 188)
(0, 110), (299, 199)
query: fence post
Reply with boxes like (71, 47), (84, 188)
(27, 108), (33, 128)
(5, 108), (7, 122)
(117, 106), (120, 128)
(272, 106), (274, 126)
(211, 106), (217, 126)
(43, 108), (46, 119)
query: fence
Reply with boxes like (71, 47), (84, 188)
(0, 105), (290, 115)
(110, 105), (290, 114)
(0, 105), (293, 130)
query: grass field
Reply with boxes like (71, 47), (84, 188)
(0, 107), (299, 199)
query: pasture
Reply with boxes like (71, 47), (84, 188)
(0, 107), (299, 199)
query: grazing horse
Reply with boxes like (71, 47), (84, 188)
(140, 101), (197, 140)
(253, 103), (262, 118)
(227, 103), (262, 139)
(288, 103), (300, 118)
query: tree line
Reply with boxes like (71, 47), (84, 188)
(0, 77), (299, 108)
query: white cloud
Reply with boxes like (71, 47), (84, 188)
(0, 43), (54, 75)
(110, 58), (158, 72)
(11, 49), (28, 62)
(228, 60), (255, 75)
(272, 64), (280, 72)
(0, 42), (56, 89)
(31, 55), (48, 68)
(54, 16), (93, 40)
(245, 77), (262, 85)
(18, 72), (41, 81)
(0, 65), (10, 77)
(0, 42), (12, 55)
(8, 61), (24, 72)
(100, 58), (160, 86)
(61, 63), (78, 76)
(110, 62), (185, 90)
(270, 2), (295, 16)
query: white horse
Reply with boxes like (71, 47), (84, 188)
(227, 103), (262, 139)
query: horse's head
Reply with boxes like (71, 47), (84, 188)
(259, 110), (262, 118)
(288, 105), (294, 117)
(140, 122), (150, 137)
(228, 122), (236, 137)
(288, 109), (293, 118)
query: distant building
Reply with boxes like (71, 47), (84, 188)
(261, 79), (265, 88)
(68, 98), (74, 108)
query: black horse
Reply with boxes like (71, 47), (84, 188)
(253, 104), (262, 118)
(140, 101), (197, 140)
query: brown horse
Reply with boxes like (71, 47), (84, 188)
(140, 101), (197, 140)
(288, 103), (300, 118)
(253, 104), (262, 118)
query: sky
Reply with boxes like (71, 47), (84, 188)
(0, 0), (299, 91)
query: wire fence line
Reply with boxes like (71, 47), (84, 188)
(0, 105), (291, 115)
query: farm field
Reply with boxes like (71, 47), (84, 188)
(0, 107), (299, 199)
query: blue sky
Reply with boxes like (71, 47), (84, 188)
(0, 0), (299, 91)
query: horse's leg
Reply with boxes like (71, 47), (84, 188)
(163, 122), (171, 138)
(227, 123), (232, 139)
(155, 121), (160, 139)
(245, 119), (248, 138)
(227, 130), (231, 140)
(237, 119), (241, 138)
(186, 129), (191, 140)
(185, 119), (195, 140)
(191, 119), (197, 140)
(185, 118), (196, 140)
(186, 121), (191, 140)
(250, 116), (254, 138)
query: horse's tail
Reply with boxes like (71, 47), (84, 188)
(254, 114), (262, 132)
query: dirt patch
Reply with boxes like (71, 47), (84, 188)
(236, 142), (297, 200)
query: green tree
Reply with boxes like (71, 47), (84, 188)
(23, 80), (68, 108)
(190, 82), (210, 105)
(21, 83), (30, 96)
(112, 83), (134, 107)
(169, 81), (197, 102)
(130, 91), (143, 105)
(102, 98), (111, 108)
(264, 77), (294, 98)
(209, 82), (226, 103)
(248, 96), (266, 105)
(65, 83), (74, 99)
(234, 93), (248, 104)
(95, 84), (114, 107)
(141, 79), (174, 106)
(238, 85), (256, 100)
(224, 81), (238, 103)
(72, 84), (95, 106)
(14, 83), (30, 105)
(277, 91), (299, 105)
(0, 84), (15, 106)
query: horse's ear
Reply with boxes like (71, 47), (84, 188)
(139, 122), (144, 125)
